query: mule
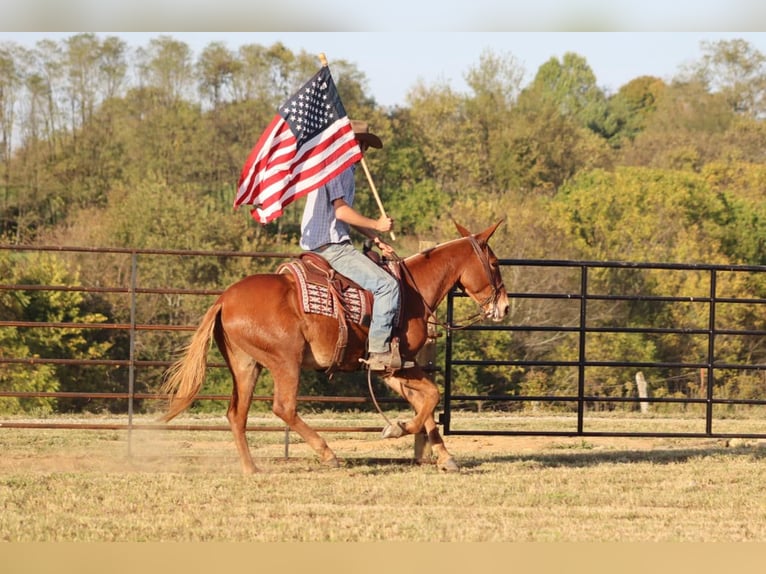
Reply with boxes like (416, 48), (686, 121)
(160, 220), (509, 473)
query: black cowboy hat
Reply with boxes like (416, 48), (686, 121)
(350, 119), (382, 149)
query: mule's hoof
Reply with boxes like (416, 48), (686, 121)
(381, 421), (407, 439)
(438, 457), (459, 472)
(322, 456), (340, 468)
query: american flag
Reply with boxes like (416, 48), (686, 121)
(234, 66), (362, 224)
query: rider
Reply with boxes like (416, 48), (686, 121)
(299, 120), (410, 371)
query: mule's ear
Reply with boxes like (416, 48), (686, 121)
(454, 220), (472, 238)
(476, 219), (504, 244)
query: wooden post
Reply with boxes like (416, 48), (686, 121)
(635, 371), (650, 414)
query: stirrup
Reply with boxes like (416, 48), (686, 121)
(359, 337), (415, 372)
(387, 337), (415, 370)
(359, 354), (415, 372)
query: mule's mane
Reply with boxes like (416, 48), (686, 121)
(401, 236), (474, 312)
(406, 236), (465, 259)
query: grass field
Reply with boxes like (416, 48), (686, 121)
(2, 411), (766, 542)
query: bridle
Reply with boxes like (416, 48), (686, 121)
(399, 235), (505, 332)
(466, 234), (505, 314)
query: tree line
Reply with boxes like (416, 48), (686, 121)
(1, 33), (765, 414)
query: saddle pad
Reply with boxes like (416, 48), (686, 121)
(279, 261), (371, 326)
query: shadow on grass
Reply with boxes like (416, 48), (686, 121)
(302, 443), (766, 474)
(456, 443), (766, 470)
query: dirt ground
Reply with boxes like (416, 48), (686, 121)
(0, 422), (739, 475)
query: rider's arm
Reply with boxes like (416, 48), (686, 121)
(332, 198), (392, 236)
(332, 199), (396, 256)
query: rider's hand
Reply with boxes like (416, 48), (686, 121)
(373, 236), (396, 258)
(375, 215), (393, 233)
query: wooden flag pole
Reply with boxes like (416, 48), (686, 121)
(360, 157), (396, 241)
(319, 52), (395, 241)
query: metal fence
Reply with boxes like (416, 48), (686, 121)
(442, 258), (766, 439)
(0, 244), (403, 437)
(2, 246), (766, 443)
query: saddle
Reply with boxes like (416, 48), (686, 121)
(278, 252), (399, 372)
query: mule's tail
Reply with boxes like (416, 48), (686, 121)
(159, 300), (222, 422)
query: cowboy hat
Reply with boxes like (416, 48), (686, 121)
(350, 119), (382, 149)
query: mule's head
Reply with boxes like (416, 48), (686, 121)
(454, 220), (509, 322)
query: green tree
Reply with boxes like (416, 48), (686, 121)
(372, 107), (444, 237)
(552, 167), (729, 263)
(702, 159), (766, 265)
(606, 75), (665, 147)
(135, 35), (194, 104)
(406, 80), (482, 195)
(231, 44), (273, 104)
(684, 38), (766, 118)
(622, 80), (735, 170)
(0, 43), (22, 234)
(502, 96), (611, 195)
(529, 52), (612, 137)
(28, 39), (66, 151)
(64, 33), (102, 134)
(463, 48), (524, 192)
(197, 42), (239, 109)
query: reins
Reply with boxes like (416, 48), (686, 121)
(367, 367), (395, 427)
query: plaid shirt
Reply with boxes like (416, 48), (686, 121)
(299, 165), (356, 251)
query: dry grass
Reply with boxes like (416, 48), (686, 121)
(2, 412), (766, 542)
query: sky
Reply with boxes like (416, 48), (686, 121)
(3, 31), (765, 109)
(2, 0), (765, 32)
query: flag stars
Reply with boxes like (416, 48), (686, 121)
(280, 69), (343, 146)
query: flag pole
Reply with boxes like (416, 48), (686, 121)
(319, 52), (396, 242)
(360, 157), (395, 241)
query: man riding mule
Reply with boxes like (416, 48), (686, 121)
(300, 120), (408, 372)
(160, 220), (509, 474)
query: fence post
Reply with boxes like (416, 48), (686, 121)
(635, 371), (650, 414)
(127, 251), (138, 456)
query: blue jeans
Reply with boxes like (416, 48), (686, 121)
(312, 242), (399, 353)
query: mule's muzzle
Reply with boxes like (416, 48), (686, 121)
(487, 293), (509, 322)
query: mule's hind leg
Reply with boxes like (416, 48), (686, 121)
(217, 325), (263, 474)
(225, 353), (261, 474)
(270, 364), (339, 468)
(382, 369), (459, 472)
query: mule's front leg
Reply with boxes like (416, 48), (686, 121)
(381, 369), (439, 437)
(381, 370), (459, 472)
(422, 419), (459, 472)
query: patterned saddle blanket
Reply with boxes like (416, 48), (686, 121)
(277, 253), (373, 326)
